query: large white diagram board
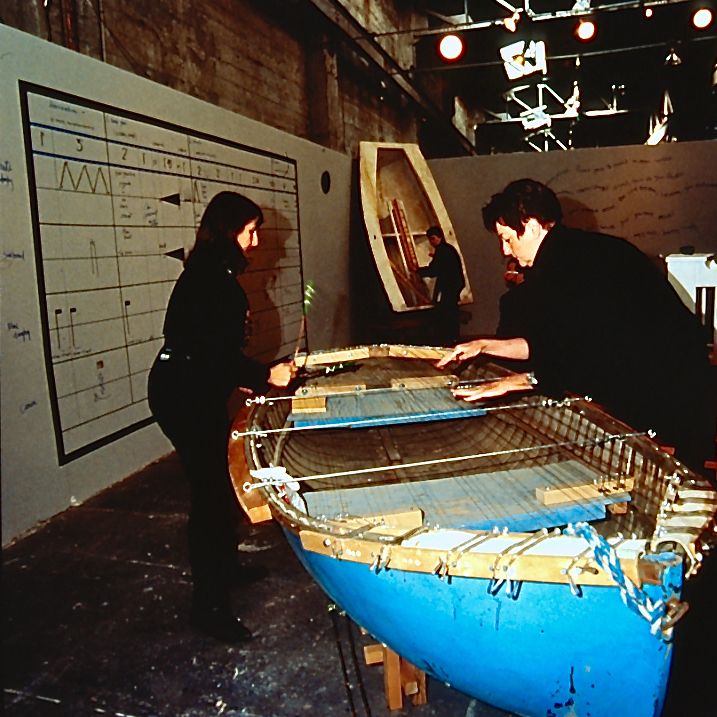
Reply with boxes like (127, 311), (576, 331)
(1, 26), (352, 544)
(24, 85), (302, 463)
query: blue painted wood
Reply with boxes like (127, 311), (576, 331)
(285, 530), (676, 717)
(290, 387), (487, 429)
(304, 461), (631, 532)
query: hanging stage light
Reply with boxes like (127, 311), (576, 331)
(665, 47), (682, 65)
(437, 34), (464, 62)
(645, 7), (653, 17)
(574, 19), (597, 42)
(503, 11), (521, 33)
(692, 7), (713, 29)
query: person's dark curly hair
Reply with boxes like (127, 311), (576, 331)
(482, 179), (562, 236)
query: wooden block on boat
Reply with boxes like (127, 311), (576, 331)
(387, 345), (451, 361)
(607, 501), (629, 515)
(390, 375), (454, 390)
(291, 396), (327, 413)
(536, 478), (634, 506)
(360, 507), (424, 529)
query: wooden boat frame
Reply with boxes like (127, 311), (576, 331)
(359, 142), (473, 312)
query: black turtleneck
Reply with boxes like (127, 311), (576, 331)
(161, 240), (269, 403)
(510, 223), (715, 473)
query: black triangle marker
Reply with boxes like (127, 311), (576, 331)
(160, 193), (181, 206)
(165, 248), (185, 261)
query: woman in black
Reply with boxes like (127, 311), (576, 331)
(148, 192), (295, 643)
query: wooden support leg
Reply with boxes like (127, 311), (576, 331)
(384, 647), (403, 710)
(364, 643), (428, 710)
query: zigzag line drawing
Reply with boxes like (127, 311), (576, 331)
(58, 162), (110, 194)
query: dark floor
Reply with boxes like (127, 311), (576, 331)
(3, 453), (513, 717)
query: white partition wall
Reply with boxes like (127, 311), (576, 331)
(429, 141), (717, 338)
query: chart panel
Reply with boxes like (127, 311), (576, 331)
(23, 86), (302, 463)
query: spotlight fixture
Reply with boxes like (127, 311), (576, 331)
(692, 7), (713, 29)
(437, 34), (464, 62)
(665, 47), (682, 65)
(503, 10), (521, 32)
(500, 40), (547, 80)
(645, 7), (653, 17)
(574, 19), (597, 42)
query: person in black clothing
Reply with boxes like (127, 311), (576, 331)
(148, 192), (296, 643)
(437, 179), (716, 479)
(418, 226), (466, 346)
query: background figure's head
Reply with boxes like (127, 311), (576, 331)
(195, 192), (264, 254)
(426, 225), (445, 248)
(482, 179), (562, 237)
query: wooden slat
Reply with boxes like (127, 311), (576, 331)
(327, 508), (424, 532)
(295, 383), (367, 397)
(291, 396), (327, 413)
(536, 478), (634, 505)
(390, 375), (453, 390)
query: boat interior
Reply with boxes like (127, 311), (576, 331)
(245, 354), (698, 543)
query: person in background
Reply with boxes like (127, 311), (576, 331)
(418, 226), (466, 346)
(148, 192), (296, 643)
(437, 178), (716, 481)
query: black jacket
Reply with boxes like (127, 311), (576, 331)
(418, 241), (465, 302)
(513, 224), (715, 468)
(152, 241), (269, 408)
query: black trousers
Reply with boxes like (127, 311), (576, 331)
(148, 359), (242, 607)
(432, 298), (461, 347)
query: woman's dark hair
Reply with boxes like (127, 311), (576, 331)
(482, 179), (562, 236)
(194, 191), (263, 249)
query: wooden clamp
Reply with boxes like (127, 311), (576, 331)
(364, 643), (427, 710)
(291, 383), (367, 414)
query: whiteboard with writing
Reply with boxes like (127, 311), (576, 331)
(22, 85), (303, 463)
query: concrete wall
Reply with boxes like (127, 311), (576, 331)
(1, 0), (424, 157)
(429, 141), (717, 338)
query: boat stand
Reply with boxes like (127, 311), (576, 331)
(364, 641), (427, 710)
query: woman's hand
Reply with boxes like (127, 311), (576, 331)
(451, 373), (536, 403)
(435, 339), (490, 368)
(268, 361), (298, 388)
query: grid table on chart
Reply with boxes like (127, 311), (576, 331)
(25, 89), (301, 460)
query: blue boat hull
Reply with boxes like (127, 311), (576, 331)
(285, 530), (675, 717)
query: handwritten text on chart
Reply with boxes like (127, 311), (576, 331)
(7, 323), (31, 341)
(1, 160), (13, 190)
(21, 400), (37, 414)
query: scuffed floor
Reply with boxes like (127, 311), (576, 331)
(3, 453), (513, 717)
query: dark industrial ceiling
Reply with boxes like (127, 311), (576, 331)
(415, 0), (717, 153)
